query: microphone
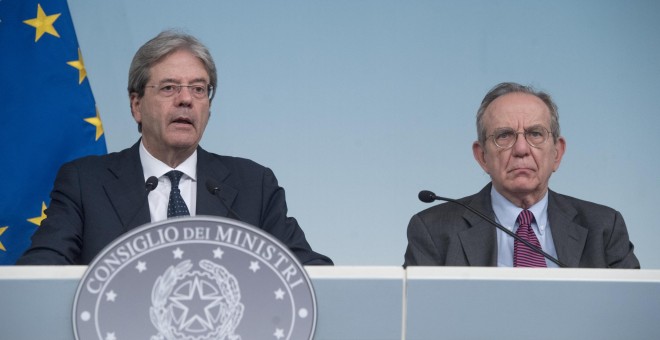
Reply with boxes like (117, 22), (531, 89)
(418, 190), (438, 203)
(145, 176), (159, 192)
(206, 179), (243, 221)
(128, 176), (159, 226)
(418, 190), (566, 268)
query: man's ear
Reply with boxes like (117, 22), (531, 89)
(552, 136), (566, 172)
(129, 93), (141, 124)
(472, 141), (489, 173)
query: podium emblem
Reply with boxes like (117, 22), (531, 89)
(73, 216), (317, 339)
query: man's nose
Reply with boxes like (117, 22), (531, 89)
(174, 87), (193, 106)
(511, 131), (530, 155)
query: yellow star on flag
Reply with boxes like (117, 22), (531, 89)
(27, 202), (48, 226)
(67, 48), (88, 84)
(23, 4), (61, 42)
(84, 107), (105, 141)
(0, 226), (7, 252)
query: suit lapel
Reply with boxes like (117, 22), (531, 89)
(457, 185), (498, 266)
(195, 147), (238, 217)
(548, 191), (588, 267)
(104, 144), (239, 230)
(103, 142), (151, 231)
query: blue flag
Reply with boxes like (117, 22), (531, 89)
(0, 0), (107, 264)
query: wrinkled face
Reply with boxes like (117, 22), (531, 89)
(472, 92), (566, 205)
(130, 49), (211, 160)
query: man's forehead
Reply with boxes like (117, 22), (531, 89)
(149, 50), (209, 80)
(484, 93), (551, 125)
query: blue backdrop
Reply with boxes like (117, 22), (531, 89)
(65, 0), (660, 267)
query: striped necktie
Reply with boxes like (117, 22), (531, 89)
(514, 210), (546, 267)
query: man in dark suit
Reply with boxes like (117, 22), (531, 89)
(17, 30), (332, 266)
(404, 82), (639, 268)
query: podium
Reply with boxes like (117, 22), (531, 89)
(1, 266), (659, 339)
(404, 267), (660, 340)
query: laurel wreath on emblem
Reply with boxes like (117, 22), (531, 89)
(149, 259), (244, 340)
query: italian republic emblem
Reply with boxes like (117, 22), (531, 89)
(73, 216), (317, 339)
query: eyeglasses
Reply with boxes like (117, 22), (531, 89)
(145, 83), (214, 99)
(487, 126), (551, 149)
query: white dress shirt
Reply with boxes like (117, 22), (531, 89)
(491, 187), (558, 268)
(139, 141), (197, 222)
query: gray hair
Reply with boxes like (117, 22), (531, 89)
(476, 82), (560, 145)
(128, 30), (217, 131)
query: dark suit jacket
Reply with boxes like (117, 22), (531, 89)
(17, 142), (332, 265)
(404, 183), (639, 268)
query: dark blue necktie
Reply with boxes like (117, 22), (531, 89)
(165, 170), (190, 218)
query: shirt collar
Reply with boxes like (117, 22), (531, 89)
(139, 141), (198, 181)
(490, 186), (549, 235)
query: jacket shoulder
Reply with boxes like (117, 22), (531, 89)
(414, 191), (483, 227)
(210, 153), (266, 170)
(550, 190), (620, 218)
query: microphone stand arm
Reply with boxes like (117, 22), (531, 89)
(435, 195), (567, 268)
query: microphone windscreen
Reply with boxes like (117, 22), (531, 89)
(206, 179), (220, 194)
(418, 190), (436, 203)
(145, 176), (159, 192)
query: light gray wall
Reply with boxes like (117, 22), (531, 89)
(68, 0), (660, 267)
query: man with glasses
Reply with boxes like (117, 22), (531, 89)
(18, 30), (332, 265)
(404, 82), (639, 268)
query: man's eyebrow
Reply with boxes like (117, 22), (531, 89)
(155, 77), (208, 84)
(524, 124), (547, 129)
(155, 78), (179, 84)
(189, 77), (208, 84)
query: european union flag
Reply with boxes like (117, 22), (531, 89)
(0, 0), (107, 264)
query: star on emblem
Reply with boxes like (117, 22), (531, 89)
(105, 290), (117, 302)
(135, 261), (147, 273)
(212, 247), (224, 259)
(173, 247), (184, 259)
(105, 332), (116, 340)
(273, 328), (285, 339)
(249, 261), (260, 273)
(274, 288), (285, 300)
(169, 277), (223, 333)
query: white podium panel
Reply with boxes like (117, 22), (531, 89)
(0, 266), (85, 339)
(405, 267), (660, 340)
(306, 266), (404, 340)
(0, 266), (404, 339)
(1, 266), (659, 339)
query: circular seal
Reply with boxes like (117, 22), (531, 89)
(73, 216), (317, 340)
